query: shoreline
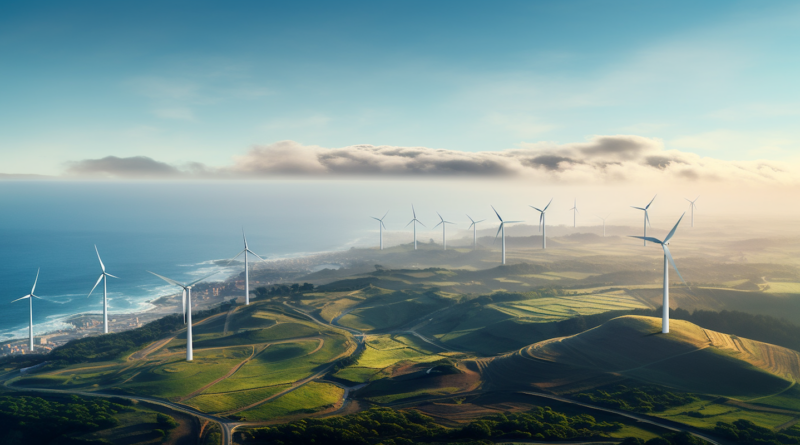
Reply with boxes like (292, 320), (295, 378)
(0, 248), (354, 357)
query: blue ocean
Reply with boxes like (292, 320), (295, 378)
(0, 181), (371, 339)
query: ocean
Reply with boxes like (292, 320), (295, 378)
(0, 180), (370, 340)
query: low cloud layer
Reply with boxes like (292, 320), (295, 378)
(60, 135), (795, 184)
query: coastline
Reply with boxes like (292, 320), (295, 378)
(0, 246), (357, 357)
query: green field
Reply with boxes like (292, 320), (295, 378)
(185, 384), (290, 413)
(355, 334), (445, 369)
(237, 382), (344, 421)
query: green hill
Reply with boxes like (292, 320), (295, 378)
(482, 315), (795, 399)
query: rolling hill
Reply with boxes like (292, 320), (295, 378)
(480, 315), (799, 399)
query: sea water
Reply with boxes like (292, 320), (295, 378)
(0, 181), (368, 339)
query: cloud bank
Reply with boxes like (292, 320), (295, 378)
(60, 135), (795, 184)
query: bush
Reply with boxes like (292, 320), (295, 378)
(156, 413), (179, 429)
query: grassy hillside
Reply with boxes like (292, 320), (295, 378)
(485, 315), (796, 399)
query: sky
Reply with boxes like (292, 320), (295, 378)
(1, 1), (799, 187)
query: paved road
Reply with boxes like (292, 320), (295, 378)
(519, 391), (726, 445)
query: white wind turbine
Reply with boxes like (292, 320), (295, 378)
(11, 269), (42, 352)
(596, 215), (610, 237)
(405, 205), (425, 250)
(433, 212), (456, 250)
(466, 215), (485, 250)
(227, 229), (268, 305)
(87, 245), (119, 334)
(371, 211), (388, 250)
(685, 196), (699, 227)
(148, 271), (218, 361)
(632, 195), (656, 246)
(529, 198), (553, 249)
(491, 206), (522, 265)
(630, 213), (688, 334)
(569, 199), (579, 228)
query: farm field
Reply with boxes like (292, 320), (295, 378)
(236, 381), (344, 421)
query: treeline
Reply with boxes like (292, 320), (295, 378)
(49, 302), (232, 364)
(245, 406), (625, 444)
(621, 433), (708, 445)
(0, 394), (127, 444)
(549, 307), (800, 353)
(714, 419), (800, 444)
(253, 283), (314, 299)
(574, 385), (699, 413)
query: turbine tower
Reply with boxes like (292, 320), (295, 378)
(466, 215), (485, 250)
(569, 199), (578, 228)
(227, 229), (268, 305)
(405, 205), (425, 250)
(433, 212), (456, 250)
(596, 215), (609, 237)
(631, 195), (656, 246)
(491, 206), (522, 265)
(88, 245), (119, 334)
(529, 198), (553, 249)
(630, 213), (687, 334)
(685, 196), (699, 227)
(11, 269), (41, 351)
(371, 211), (388, 250)
(148, 271), (218, 361)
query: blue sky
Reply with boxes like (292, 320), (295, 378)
(1, 0), (799, 176)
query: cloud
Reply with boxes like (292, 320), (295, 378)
(64, 156), (183, 178)
(58, 135), (797, 184)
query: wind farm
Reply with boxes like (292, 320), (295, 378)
(3, 2), (799, 444)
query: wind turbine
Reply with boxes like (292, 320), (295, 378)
(433, 212), (456, 250)
(371, 211), (388, 250)
(227, 229), (267, 305)
(569, 199), (579, 228)
(630, 213), (687, 334)
(466, 215), (485, 250)
(685, 196), (699, 227)
(87, 245), (119, 334)
(596, 215), (609, 237)
(405, 205), (425, 250)
(491, 206), (522, 265)
(148, 271), (219, 361)
(631, 195), (657, 246)
(11, 269), (42, 352)
(529, 198), (553, 249)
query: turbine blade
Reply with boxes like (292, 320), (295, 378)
(495, 223), (503, 239)
(381, 221), (386, 229)
(242, 227), (248, 249)
(417, 220), (426, 228)
(662, 244), (688, 286)
(629, 235), (663, 244)
(645, 211), (651, 227)
(106, 273), (120, 279)
(466, 214), (474, 223)
(433, 221), (443, 229)
(247, 249), (268, 262)
(631, 206), (644, 211)
(147, 271), (183, 287)
(468, 222), (475, 229)
(188, 271), (219, 287)
(646, 194), (657, 209)
(31, 268), (39, 294)
(381, 211), (388, 220)
(31, 294), (44, 300)
(11, 295), (31, 303)
(224, 249), (247, 266)
(476, 219), (485, 223)
(405, 220), (414, 228)
(95, 245), (105, 272)
(371, 216), (381, 221)
(529, 206), (542, 212)
(412, 204), (416, 219)
(88, 274), (104, 297)
(490, 205), (503, 222)
(437, 212), (444, 221)
(663, 213), (685, 244)
(543, 198), (553, 211)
